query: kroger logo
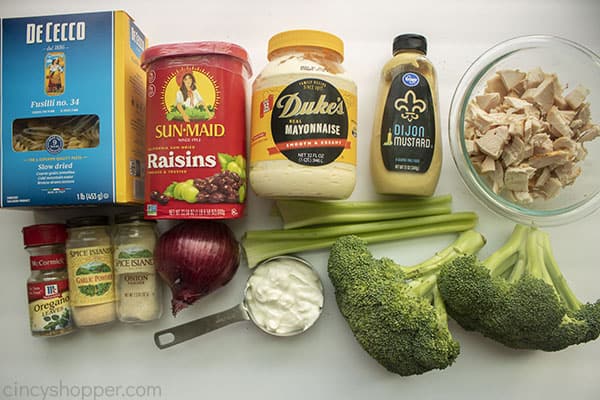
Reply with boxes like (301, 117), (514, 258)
(402, 73), (420, 87)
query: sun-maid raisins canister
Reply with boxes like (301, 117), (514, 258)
(250, 30), (357, 199)
(141, 42), (252, 220)
(23, 224), (74, 337)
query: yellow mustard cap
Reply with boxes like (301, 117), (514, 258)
(268, 29), (344, 61)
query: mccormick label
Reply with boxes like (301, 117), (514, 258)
(144, 61), (249, 219)
(30, 253), (66, 271)
(28, 279), (72, 335)
(251, 78), (357, 167)
(380, 72), (435, 173)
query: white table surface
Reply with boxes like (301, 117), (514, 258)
(1, 1), (599, 399)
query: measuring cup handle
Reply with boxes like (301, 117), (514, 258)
(154, 303), (249, 349)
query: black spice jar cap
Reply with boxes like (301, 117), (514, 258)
(393, 34), (427, 55)
(66, 215), (109, 228)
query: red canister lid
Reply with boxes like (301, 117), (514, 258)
(22, 224), (67, 247)
(141, 41), (252, 75)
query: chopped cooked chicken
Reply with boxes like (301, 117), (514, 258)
(475, 127), (508, 159)
(470, 154), (485, 170)
(539, 177), (562, 199)
(489, 161), (505, 194)
(466, 102), (497, 132)
(508, 80), (527, 98)
(565, 84), (590, 110)
(465, 67), (599, 203)
(577, 125), (600, 142)
(464, 126), (477, 140)
(554, 94), (569, 110)
(484, 74), (508, 97)
(480, 156), (496, 173)
(476, 93), (501, 112)
(571, 103), (591, 129)
(559, 110), (577, 124)
(530, 133), (554, 154)
(553, 136), (577, 153)
(547, 106), (574, 137)
(523, 118), (535, 141)
(504, 165), (535, 192)
(528, 150), (572, 169)
(553, 162), (581, 186)
(512, 191), (534, 204)
(522, 76), (555, 112)
(526, 67), (545, 89)
(507, 119), (524, 137)
(502, 136), (526, 166)
(465, 139), (478, 155)
(534, 167), (551, 187)
(504, 96), (531, 110)
(498, 69), (526, 91)
(573, 143), (587, 162)
(522, 143), (534, 160)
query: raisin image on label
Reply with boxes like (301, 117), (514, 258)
(271, 79), (349, 166)
(380, 72), (435, 173)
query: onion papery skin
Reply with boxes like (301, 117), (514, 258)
(155, 221), (240, 316)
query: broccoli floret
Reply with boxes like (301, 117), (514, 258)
(438, 224), (600, 351)
(328, 230), (486, 376)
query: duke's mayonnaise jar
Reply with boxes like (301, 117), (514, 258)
(250, 30), (357, 199)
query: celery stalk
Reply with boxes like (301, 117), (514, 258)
(243, 212), (478, 268)
(245, 212), (477, 241)
(275, 195), (452, 229)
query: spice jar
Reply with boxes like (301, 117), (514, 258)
(23, 224), (74, 337)
(65, 216), (116, 327)
(113, 211), (162, 323)
(250, 29), (358, 199)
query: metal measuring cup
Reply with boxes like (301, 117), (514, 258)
(154, 255), (324, 349)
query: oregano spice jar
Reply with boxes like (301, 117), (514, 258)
(23, 224), (74, 337)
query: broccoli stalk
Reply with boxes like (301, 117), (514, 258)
(438, 224), (600, 351)
(328, 229), (486, 376)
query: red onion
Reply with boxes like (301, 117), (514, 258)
(155, 221), (240, 316)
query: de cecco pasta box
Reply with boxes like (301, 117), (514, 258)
(1, 11), (147, 207)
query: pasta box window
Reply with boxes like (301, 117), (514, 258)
(0, 11), (147, 207)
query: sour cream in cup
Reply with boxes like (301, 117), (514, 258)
(245, 256), (324, 336)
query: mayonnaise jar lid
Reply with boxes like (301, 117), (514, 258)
(268, 29), (344, 61)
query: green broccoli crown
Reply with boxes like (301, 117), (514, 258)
(438, 225), (600, 351)
(328, 231), (485, 376)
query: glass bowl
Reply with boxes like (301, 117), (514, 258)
(449, 35), (600, 226)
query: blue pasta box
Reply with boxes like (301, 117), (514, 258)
(1, 11), (147, 207)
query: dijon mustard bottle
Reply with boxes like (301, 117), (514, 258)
(370, 34), (441, 196)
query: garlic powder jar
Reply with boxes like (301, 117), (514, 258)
(250, 30), (358, 199)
